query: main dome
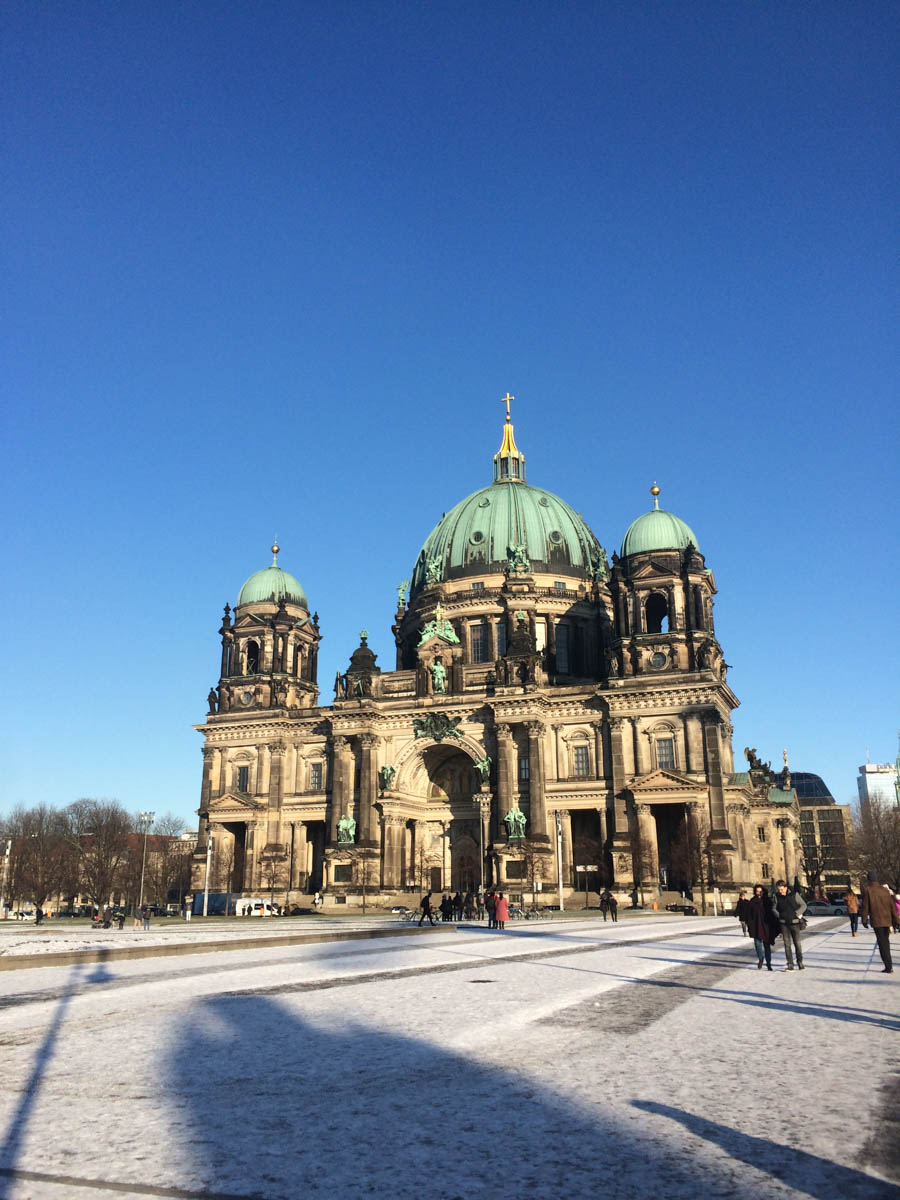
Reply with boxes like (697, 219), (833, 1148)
(237, 545), (308, 609)
(410, 401), (605, 595)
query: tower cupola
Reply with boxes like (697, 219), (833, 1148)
(492, 393), (526, 483)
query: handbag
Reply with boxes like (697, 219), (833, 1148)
(798, 917), (808, 931)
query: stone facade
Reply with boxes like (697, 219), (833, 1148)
(192, 409), (804, 907)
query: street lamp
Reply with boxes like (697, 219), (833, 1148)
(555, 810), (565, 913)
(203, 833), (215, 917)
(0, 838), (11, 919)
(137, 811), (155, 914)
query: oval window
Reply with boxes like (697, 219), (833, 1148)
(470, 530), (485, 545)
(539, 496), (550, 507)
(549, 530), (563, 545)
(478, 497), (490, 508)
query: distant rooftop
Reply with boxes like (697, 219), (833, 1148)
(789, 772), (835, 803)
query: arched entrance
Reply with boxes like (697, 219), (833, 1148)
(451, 835), (478, 893)
(412, 744), (483, 893)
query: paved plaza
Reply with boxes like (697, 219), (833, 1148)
(0, 915), (897, 1199)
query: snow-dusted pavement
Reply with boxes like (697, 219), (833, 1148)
(0, 916), (896, 1199)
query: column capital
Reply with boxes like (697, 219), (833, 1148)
(495, 722), (513, 740)
(609, 717), (625, 732)
(358, 733), (380, 749)
(268, 740), (287, 756)
(332, 735), (348, 751)
(526, 720), (545, 738)
(202, 746), (215, 761)
(636, 803), (652, 816)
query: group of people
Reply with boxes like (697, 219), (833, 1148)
(734, 873), (898, 974)
(417, 889), (511, 928)
(599, 890), (619, 922)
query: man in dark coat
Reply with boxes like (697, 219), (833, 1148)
(735, 891), (751, 936)
(773, 880), (807, 970)
(747, 884), (780, 970)
(861, 871), (894, 974)
(418, 891), (435, 927)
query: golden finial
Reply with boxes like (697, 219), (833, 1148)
(783, 748), (789, 767)
(435, 601), (443, 623)
(650, 482), (660, 510)
(271, 539), (280, 565)
(501, 392), (514, 421)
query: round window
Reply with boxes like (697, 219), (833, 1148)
(478, 497), (490, 508)
(649, 652), (667, 670)
(539, 496), (550, 507)
(470, 530), (485, 545)
(549, 530), (563, 545)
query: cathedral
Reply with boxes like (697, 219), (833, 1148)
(192, 399), (804, 909)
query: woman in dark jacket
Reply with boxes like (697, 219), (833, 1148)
(747, 883), (780, 971)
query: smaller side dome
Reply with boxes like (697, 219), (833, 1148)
(237, 543), (308, 609)
(620, 484), (700, 557)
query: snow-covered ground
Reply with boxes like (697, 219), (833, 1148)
(0, 916), (896, 1199)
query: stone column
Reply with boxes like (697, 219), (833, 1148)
(559, 809), (573, 887)
(527, 721), (549, 841)
(636, 804), (659, 883)
(630, 717), (643, 776)
(495, 723), (515, 841)
(554, 725), (565, 781)
(358, 733), (379, 846)
(591, 722), (603, 779)
(200, 747), (215, 826)
(608, 718), (629, 839)
(381, 813), (404, 890)
(266, 741), (286, 849)
(329, 736), (350, 843)
(596, 804), (608, 849)
(701, 712), (728, 833)
(293, 822), (308, 889)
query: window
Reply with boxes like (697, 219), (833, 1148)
(645, 594), (669, 634)
(554, 581), (566, 592)
(333, 864), (352, 883)
(761, 862), (770, 878)
(518, 755), (530, 781)
(245, 640), (260, 674)
(506, 860), (526, 879)
(757, 826), (767, 843)
(471, 622), (489, 663)
(310, 762), (323, 791)
(534, 619), (547, 652)
(555, 624), (570, 674)
(573, 745), (590, 777)
(471, 581), (485, 592)
(237, 766), (249, 792)
(656, 738), (675, 770)
(497, 622), (507, 656)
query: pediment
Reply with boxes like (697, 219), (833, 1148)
(233, 613), (269, 629)
(209, 791), (265, 812)
(418, 633), (459, 652)
(627, 768), (698, 795)
(630, 560), (677, 581)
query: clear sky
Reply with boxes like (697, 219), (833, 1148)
(2, 2), (897, 826)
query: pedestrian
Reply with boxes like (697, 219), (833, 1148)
(476, 892), (485, 921)
(452, 892), (463, 921)
(747, 883), (780, 970)
(599, 891), (609, 922)
(418, 891), (436, 927)
(494, 892), (509, 930)
(734, 890), (751, 937)
(141, 903), (151, 932)
(894, 894), (900, 934)
(35, 906), (44, 926)
(773, 880), (807, 971)
(861, 871), (894, 974)
(313, 891), (323, 912)
(844, 887), (859, 937)
(486, 891), (497, 929)
(116, 910), (125, 930)
(608, 893), (618, 923)
(440, 894), (453, 922)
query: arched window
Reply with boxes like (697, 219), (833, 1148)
(693, 586), (704, 630)
(245, 641), (260, 674)
(645, 593), (669, 634)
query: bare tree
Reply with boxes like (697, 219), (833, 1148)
(342, 847), (380, 914)
(66, 799), (132, 909)
(4, 805), (73, 910)
(629, 817), (647, 908)
(507, 837), (551, 907)
(414, 839), (442, 894)
(572, 833), (603, 908)
(850, 798), (900, 891)
(260, 855), (286, 911)
(669, 807), (729, 915)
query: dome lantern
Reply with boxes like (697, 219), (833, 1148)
(492, 392), (526, 483)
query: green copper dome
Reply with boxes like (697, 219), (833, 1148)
(620, 486), (700, 557)
(237, 544), (308, 609)
(411, 482), (605, 594)
(411, 404), (606, 594)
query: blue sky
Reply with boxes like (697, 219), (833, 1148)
(2, 1), (897, 825)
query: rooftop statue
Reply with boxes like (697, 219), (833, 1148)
(474, 755), (492, 783)
(425, 557), (443, 583)
(379, 764), (396, 792)
(414, 712), (462, 743)
(397, 578), (410, 607)
(506, 543), (531, 573)
(430, 659), (447, 693)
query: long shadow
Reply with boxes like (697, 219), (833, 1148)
(632, 1099), (897, 1198)
(158, 993), (894, 1199)
(0, 954), (114, 1199)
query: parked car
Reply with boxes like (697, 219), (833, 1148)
(803, 899), (848, 916)
(665, 903), (699, 915)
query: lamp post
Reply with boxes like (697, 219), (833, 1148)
(0, 838), (11, 918)
(475, 793), (491, 894)
(203, 833), (215, 917)
(555, 810), (565, 912)
(137, 811), (155, 914)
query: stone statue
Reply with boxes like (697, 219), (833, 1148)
(504, 807), (526, 839)
(590, 548), (610, 579)
(207, 688), (218, 714)
(430, 659), (447, 694)
(397, 578), (410, 607)
(425, 557), (443, 584)
(474, 755), (492, 783)
(506, 543), (531, 573)
(334, 671), (345, 700)
(379, 764), (396, 792)
(337, 813), (356, 844)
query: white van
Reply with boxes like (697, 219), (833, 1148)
(236, 898), (280, 917)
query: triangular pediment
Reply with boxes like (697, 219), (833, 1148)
(630, 560), (677, 580)
(233, 613), (269, 629)
(627, 768), (699, 795)
(417, 632), (459, 652)
(209, 791), (264, 812)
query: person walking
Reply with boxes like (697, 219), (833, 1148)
(747, 883), (779, 970)
(773, 880), (806, 970)
(418, 891), (436, 927)
(599, 891), (609, 922)
(735, 890), (751, 937)
(476, 892), (485, 921)
(439, 894), (453, 922)
(861, 871), (894, 974)
(140, 903), (151, 932)
(844, 887), (859, 937)
(486, 891), (497, 929)
(494, 892), (509, 930)
(608, 893), (618, 923)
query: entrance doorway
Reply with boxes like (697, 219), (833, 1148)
(654, 804), (688, 892)
(451, 834), (478, 893)
(221, 822), (247, 892)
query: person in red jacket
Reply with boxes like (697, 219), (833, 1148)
(494, 892), (509, 930)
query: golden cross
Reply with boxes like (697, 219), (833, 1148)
(435, 602), (443, 622)
(501, 392), (514, 420)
